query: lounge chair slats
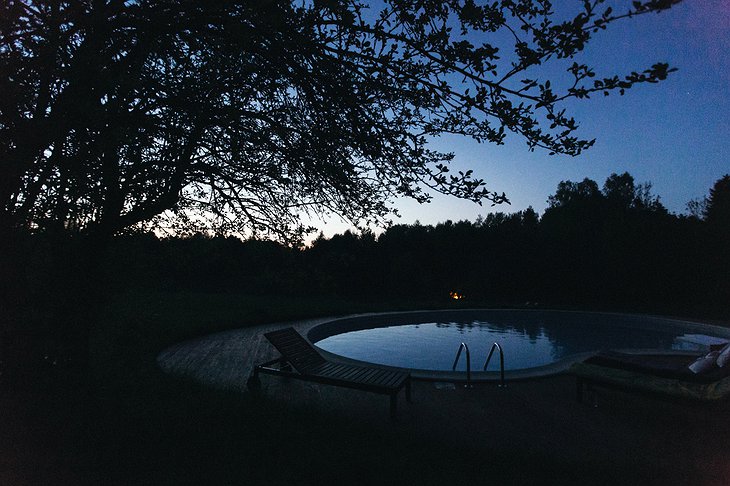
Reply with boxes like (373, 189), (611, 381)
(312, 362), (338, 375)
(262, 328), (328, 373)
(370, 369), (392, 385)
(571, 351), (730, 402)
(249, 327), (412, 417)
(358, 368), (381, 383)
(369, 370), (390, 385)
(383, 372), (407, 387)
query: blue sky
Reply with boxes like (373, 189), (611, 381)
(314, 0), (730, 237)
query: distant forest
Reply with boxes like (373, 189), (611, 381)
(11, 172), (730, 318)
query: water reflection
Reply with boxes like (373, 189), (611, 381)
(315, 312), (724, 372)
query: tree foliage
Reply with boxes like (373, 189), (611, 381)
(67, 173), (725, 316)
(704, 174), (730, 228)
(2, 0), (680, 243)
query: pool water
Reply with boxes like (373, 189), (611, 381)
(312, 310), (730, 372)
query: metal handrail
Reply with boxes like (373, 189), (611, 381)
(483, 342), (506, 387)
(452, 342), (472, 387)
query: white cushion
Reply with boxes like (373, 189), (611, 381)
(688, 351), (719, 374)
(716, 343), (730, 368)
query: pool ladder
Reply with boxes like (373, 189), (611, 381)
(451, 342), (506, 388)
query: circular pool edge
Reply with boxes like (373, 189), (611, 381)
(306, 309), (730, 382)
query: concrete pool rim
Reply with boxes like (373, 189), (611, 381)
(305, 308), (730, 383)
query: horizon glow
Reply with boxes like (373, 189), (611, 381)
(309, 1), (730, 239)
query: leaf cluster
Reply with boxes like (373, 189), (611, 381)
(1, 0), (680, 242)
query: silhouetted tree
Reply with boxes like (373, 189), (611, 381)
(2, 0), (681, 243)
(704, 175), (730, 228)
(540, 173), (670, 305)
(0, 0), (684, 372)
(305, 229), (379, 296)
(542, 178), (603, 274)
(685, 197), (708, 220)
(547, 178), (602, 209)
(15, 171), (724, 315)
(603, 172), (636, 208)
(700, 175), (730, 309)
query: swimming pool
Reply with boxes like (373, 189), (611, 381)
(309, 310), (730, 380)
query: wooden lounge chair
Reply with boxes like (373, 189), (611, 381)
(247, 327), (412, 418)
(571, 350), (730, 403)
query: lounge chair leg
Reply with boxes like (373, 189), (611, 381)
(390, 394), (397, 418)
(405, 379), (412, 403)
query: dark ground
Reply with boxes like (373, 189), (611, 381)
(3, 373), (730, 485)
(3, 294), (729, 486)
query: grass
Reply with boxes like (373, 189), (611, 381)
(5, 291), (480, 485)
(5, 291), (728, 485)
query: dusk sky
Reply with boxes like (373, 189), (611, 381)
(314, 0), (730, 237)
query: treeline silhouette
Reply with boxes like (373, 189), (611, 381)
(11, 172), (730, 319)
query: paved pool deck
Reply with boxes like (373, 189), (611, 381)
(157, 314), (730, 485)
